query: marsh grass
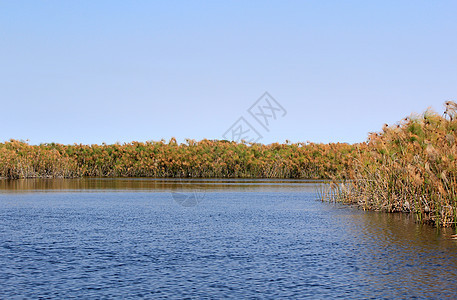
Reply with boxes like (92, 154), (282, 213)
(0, 140), (357, 180)
(321, 104), (457, 228)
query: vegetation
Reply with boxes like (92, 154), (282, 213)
(0, 139), (359, 180)
(2, 101), (457, 227)
(323, 103), (457, 227)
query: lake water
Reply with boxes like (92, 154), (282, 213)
(1, 178), (457, 299)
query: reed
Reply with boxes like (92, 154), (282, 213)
(0, 139), (358, 180)
(325, 103), (457, 227)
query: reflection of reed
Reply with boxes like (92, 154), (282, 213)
(0, 178), (324, 193)
(0, 178), (186, 192)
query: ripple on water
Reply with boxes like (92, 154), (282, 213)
(1, 180), (457, 298)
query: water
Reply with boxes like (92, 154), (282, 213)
(1, 178), (457, 299)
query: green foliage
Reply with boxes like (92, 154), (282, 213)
(0, 139), (359, 180)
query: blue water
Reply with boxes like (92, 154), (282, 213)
(1, 179), (457, 299)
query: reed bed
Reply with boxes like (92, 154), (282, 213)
(323, 104), (457, 227)
(0, 139), (358, 180)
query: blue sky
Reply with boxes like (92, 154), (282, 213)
(1, 1), (456, 145)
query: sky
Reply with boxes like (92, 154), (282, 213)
(1, 1), (456, 145)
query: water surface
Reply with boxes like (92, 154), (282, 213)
(1, 178), (456, 299)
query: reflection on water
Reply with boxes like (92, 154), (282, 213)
(0, 179), (456, 298)
(0, 178), (324, 192)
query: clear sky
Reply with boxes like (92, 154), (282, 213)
(1, 1), (456, 145)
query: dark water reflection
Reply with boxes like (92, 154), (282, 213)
(0, 179), (456, 299)
(0, 178), (322, 193)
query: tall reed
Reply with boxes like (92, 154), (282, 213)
(0, 139), (358, 180)
(327, 105), (457, 227)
